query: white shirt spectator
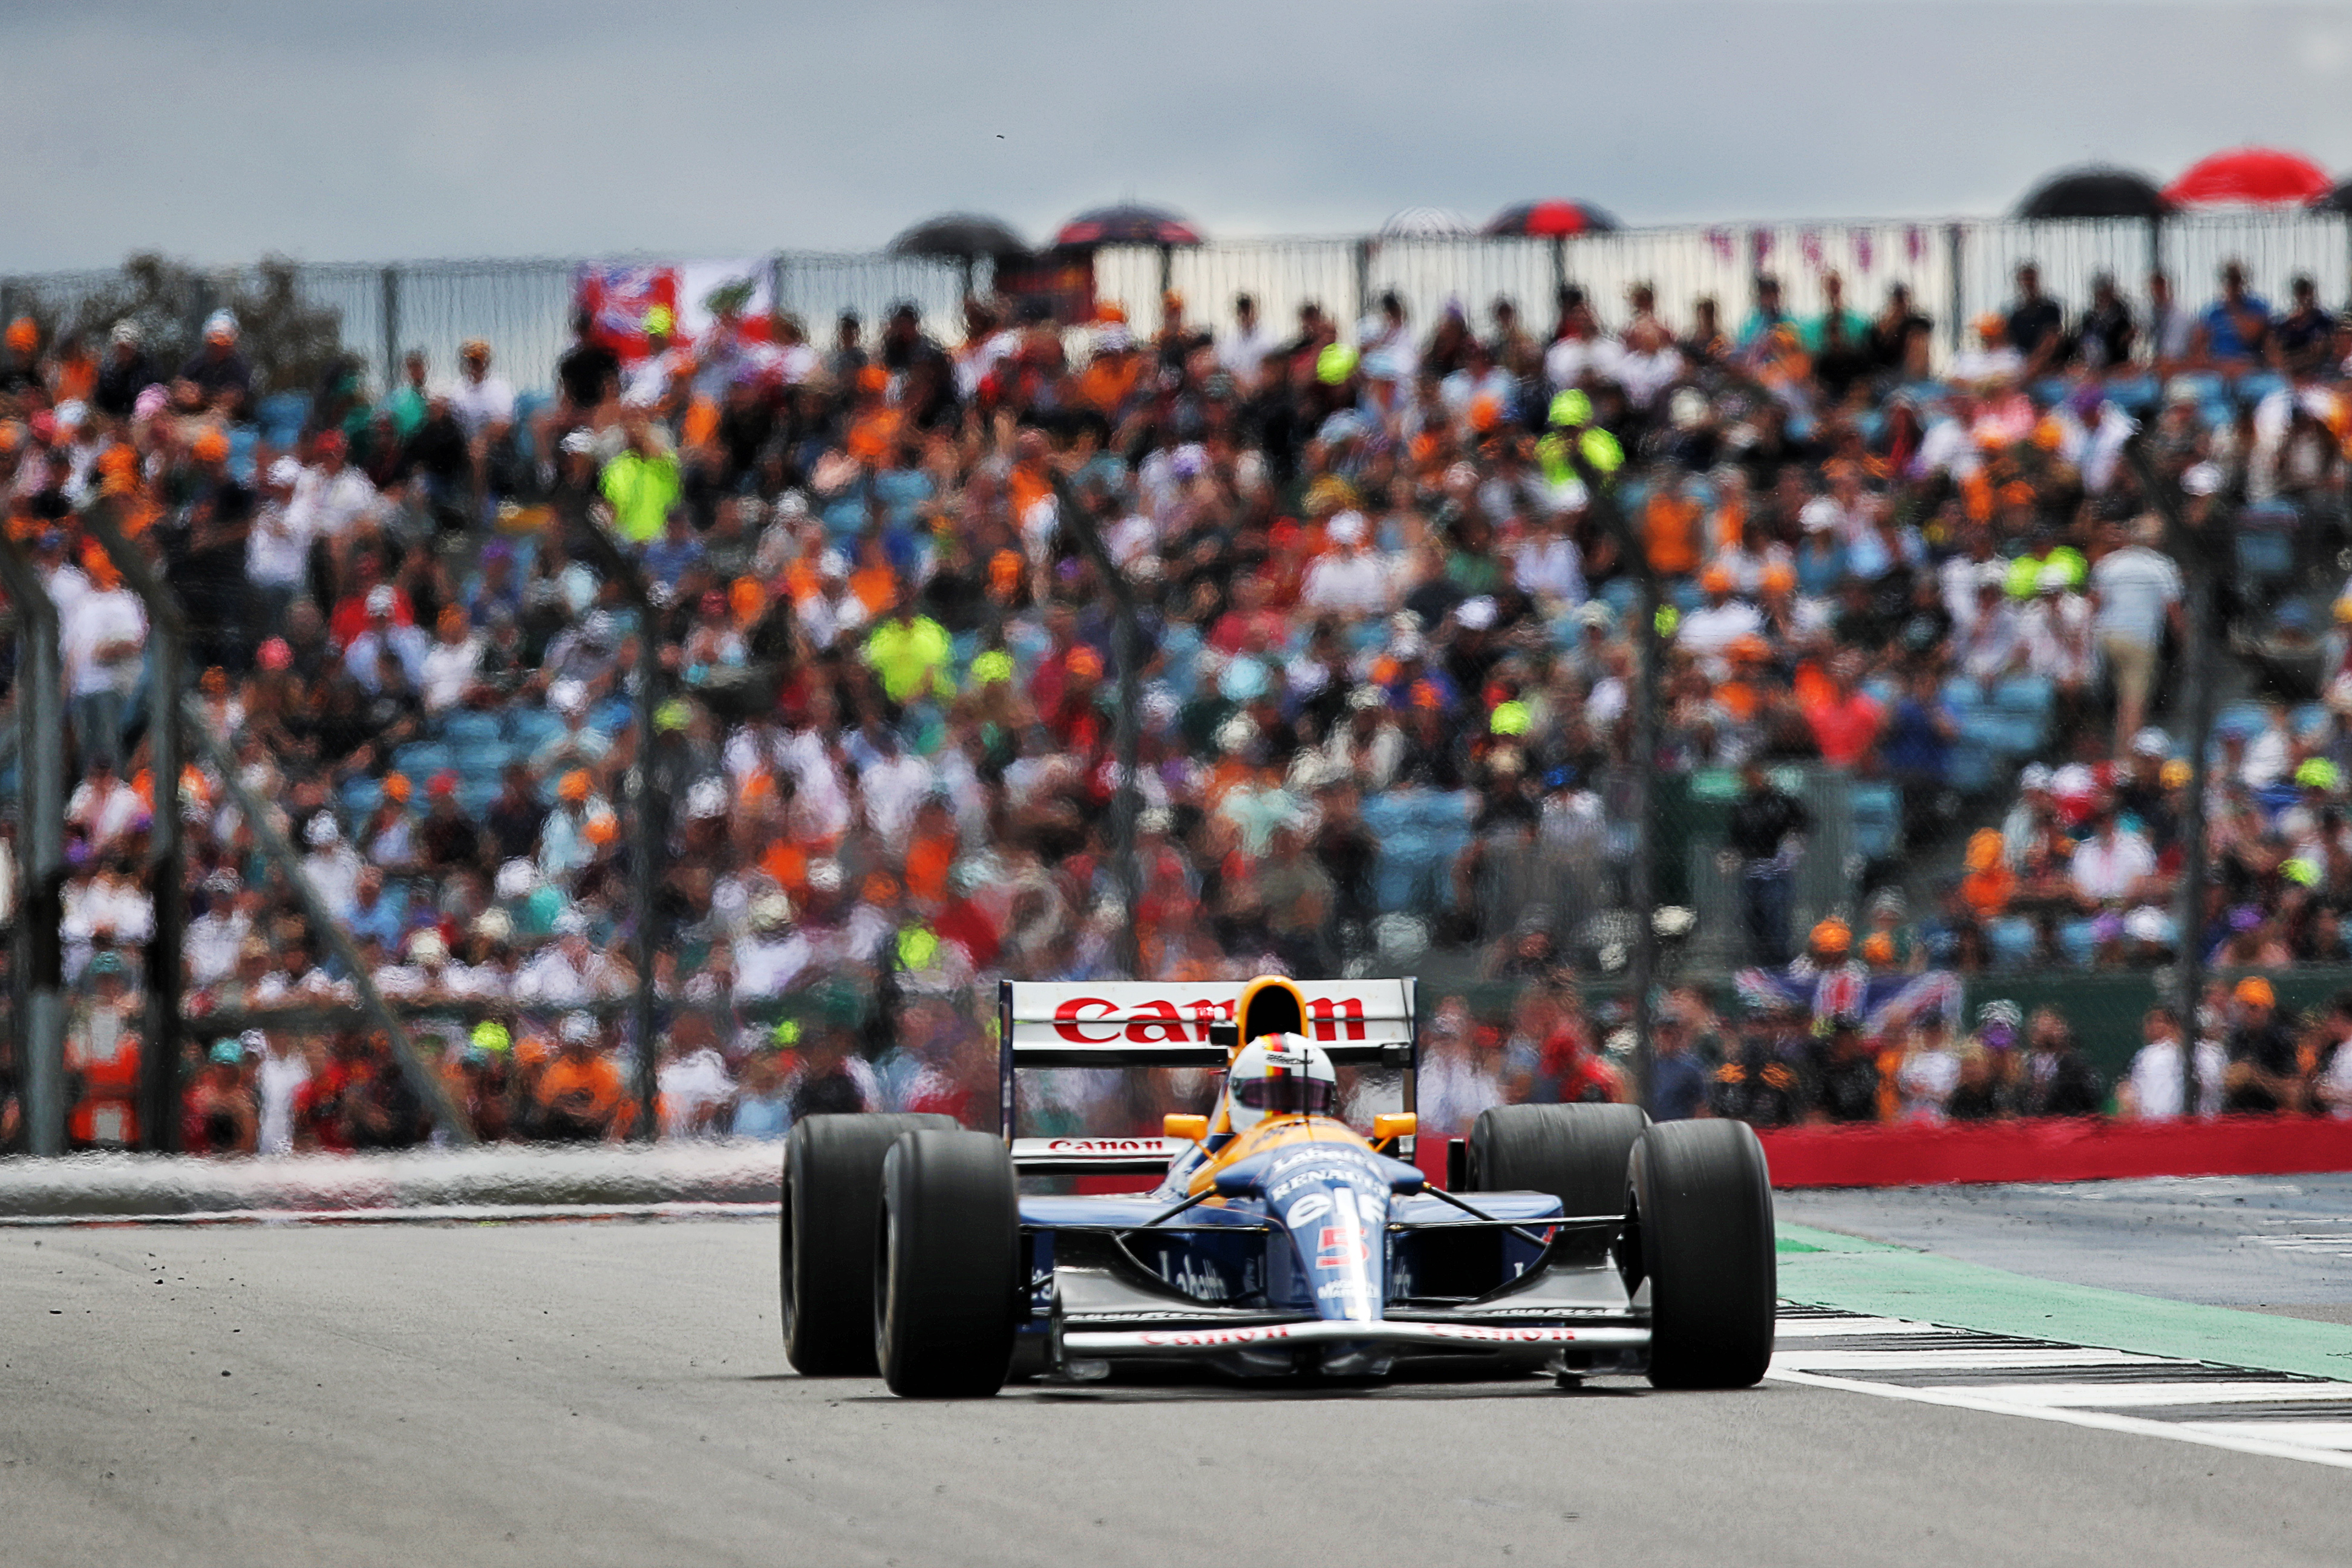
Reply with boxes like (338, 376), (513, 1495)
(256, 1044), (310, 1155)
(658, 1048), (737, 1138)
(1512, 531), (1586, 606)
(858, 751), (935, 851)
(1218, 321), (1277, 386)
(67, 773), (145, 848)
(1543, 334), (1623, 391)
(2126, 1032), (2224, 1119)
(1676, 596), (1765, 670)
(246, 497), (314, 590)
(2091, 544), (2183, 649)
(420, 632), (483, 713)
(447, 372), (517, 438)
(60, 585), (145, 700)
(287, 463), (382, 542)
(2019, 591), (2094, 684)
(1299, 546), (1393, 618)
(2070, 826), (2155, 906)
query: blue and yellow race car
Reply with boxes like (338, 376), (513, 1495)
(780, 976), (1775, 1397)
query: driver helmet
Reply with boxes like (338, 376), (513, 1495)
(1225, 1033), (1338, 1134)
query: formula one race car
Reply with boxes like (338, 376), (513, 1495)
(779, 976), (1775, 1397)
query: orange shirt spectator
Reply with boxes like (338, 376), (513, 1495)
(1643, 488), (1702, 577)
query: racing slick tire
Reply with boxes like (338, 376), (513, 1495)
(874, 1128), (1022, 1397)
(1629, 1118), (1776, 1390)
(781, 1112), (956, 1376)
(1466, 1103), (1651, 1218)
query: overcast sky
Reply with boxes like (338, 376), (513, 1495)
(4, 1), (2348, 272)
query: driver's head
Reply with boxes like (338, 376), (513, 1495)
(1225, 1034), (1338, 1135)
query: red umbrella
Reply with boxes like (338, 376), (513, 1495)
(1483, 200), (1619, 238)
(2163, 148), (2334, 207)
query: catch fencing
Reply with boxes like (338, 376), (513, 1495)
(4, 211), (2350, 396)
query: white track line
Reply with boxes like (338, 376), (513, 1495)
(0, 1201), (782, 1227)
(1772, 1318), (1963, 1339)
(1765, 1368), (2352, 1471)
(2181, 1422), (2352, 1450)
(1950, 1381), (2352, 1408)
(1771, 1348), (2180, 1373)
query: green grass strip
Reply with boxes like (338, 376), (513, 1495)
(1775, 1221), (2352, 1382)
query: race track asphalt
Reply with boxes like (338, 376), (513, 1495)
(5, 1215), (2348, 1568)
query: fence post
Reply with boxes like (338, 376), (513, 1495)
(379, 266), (400, 399)
(0, 538), (66, 1154)
(1566, 439), (1655, 1113)
(1051, 471), (1142, 978)
(1353, 238), (1373, 329)
(1944, 223), (1967, 365)
(2126, 439), (2212, 1116)
(80, 503), (183, 1149)
(557, 501), (665, 1137)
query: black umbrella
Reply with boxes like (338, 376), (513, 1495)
(887, 213), (1031, 261)
(1052, 203), (1203, 250)
(2015, 166), (2170, 220)
(2310, 179), (2352, 215)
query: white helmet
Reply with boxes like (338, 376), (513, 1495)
(1225, 1033), (1338, 1134)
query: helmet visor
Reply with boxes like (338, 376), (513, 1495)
(1232, 1071), (1335, 1117)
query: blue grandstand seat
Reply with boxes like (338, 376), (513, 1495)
(340, 776), (383, 817)
(505, 709), (564, 751)
(1991, 676), (2054, 720)
(1846, 782), (1901, 861)
(1986, 917), (2040, 970)
(2056, 918), (2101, 967)
(1947, 740), (1996, 795)
(255, 391), (310, 448)
(391, 742), (452, 778)
(440, 711), (503, 746)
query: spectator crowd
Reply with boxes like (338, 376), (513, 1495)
(2, 240), (2351, 1153)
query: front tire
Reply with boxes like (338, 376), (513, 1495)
(781, 1112), (955, 1376)
(1630, 1119), (1776, 1389)
(1466, 1103), (1650, 1217)
(875, 1129), (1022, 1397)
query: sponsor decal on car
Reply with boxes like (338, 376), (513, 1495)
(1137, 1325), (1298, 1348)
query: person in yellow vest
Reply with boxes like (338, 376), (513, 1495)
(598, 410), (680, 544)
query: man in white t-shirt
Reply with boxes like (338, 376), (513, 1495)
(255, 1030), (310, 1155)
(1676, 563), (1765, 676)
(2089, 515), (2185, 747)
(447, 340), (517, 442)
(1299, 512), (1392, 619)
(246, 457), (315, 632)
(1217, 294), (1276, 389)
(2314, 991), (2352, 1120)
(60, 567), (146, 773)
(2069, 809), (2157, 909)
(2120, 1005), (2223, 1120)
(286, 433), (382, 544)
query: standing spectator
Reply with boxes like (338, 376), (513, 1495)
(176, 311), (253, 415)
(1801, 653), (1884, 769)
(2196, 261), (2272, 367)
(2273, 275), (2336, 376)
(181, 1039), (258, 1154)
(1726, 760), (1808, 964)
(1648, 1010), (1708, 1122)
(2118, 1004), (2223, 1120)
(59, 555), (146, 773)
(1808, 1014), (1883, 1123)
(2223, 976), (2302, 1113)
(2073, 273), (2135, 371)
(2017, 1007), (2102, 1116)
(2005, 263), (2066, 376)
(2089, 514), (2184, 749)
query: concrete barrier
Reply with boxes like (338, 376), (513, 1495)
(0, 1142), (783, 1220)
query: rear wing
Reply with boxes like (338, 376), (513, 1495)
(996, 978), (1419, 1154)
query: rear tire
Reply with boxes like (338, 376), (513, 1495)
(1631, 1119), (1776, 1389)
(780, 1112), (956, 1376)
(1466, 1103), (1650, 1217)
(875, 1129), (1021, 1397)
